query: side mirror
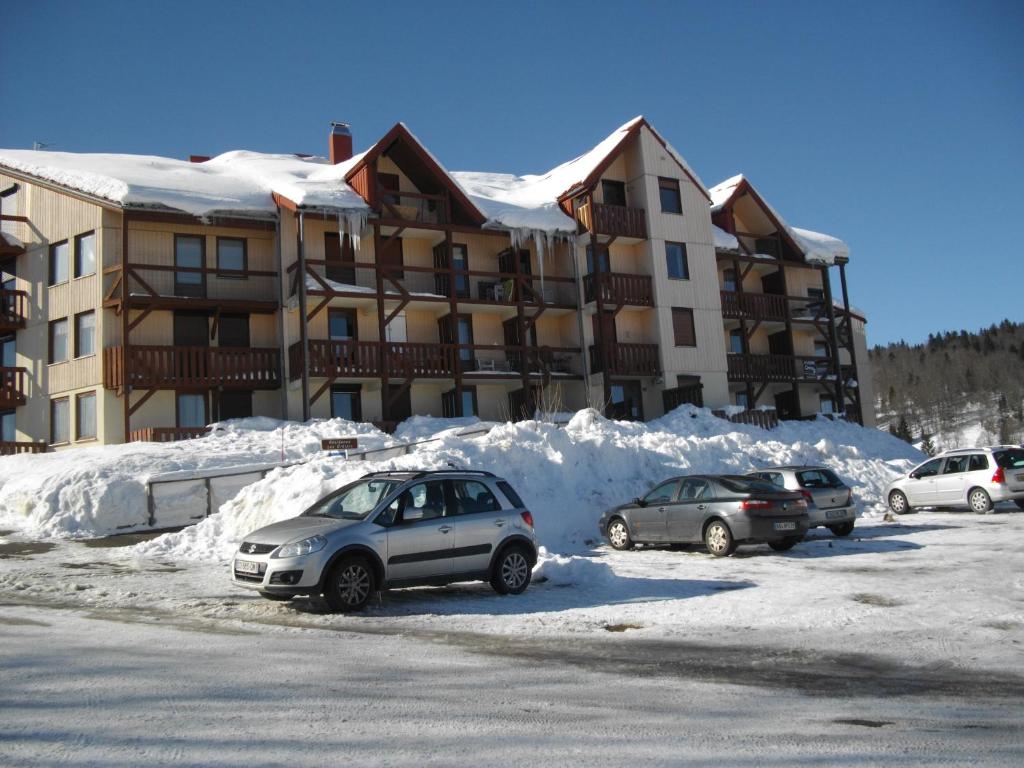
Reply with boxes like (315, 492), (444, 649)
(632, 497), (645, 507)
(404, 508), (424, 522)
(909, 472), (919, 480)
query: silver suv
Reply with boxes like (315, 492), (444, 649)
(231, 470), (538, 611)
(886, 446), (1024, 514)
(747, 466), (857, 536)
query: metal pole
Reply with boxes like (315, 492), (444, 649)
(296, 211), (310, 421)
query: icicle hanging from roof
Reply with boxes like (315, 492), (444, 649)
(338, 210), (368, 252)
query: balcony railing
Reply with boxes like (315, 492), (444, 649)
(129, 427), (211, 443)
(379, 188), (448, 225)
(0, 441), (47, 455)
(0, 289), (28, 329)
(0, 366), (27, 407)
(726, 354), (797, 382)
(583, 272), (654, 307)
(662, 383), (704, 412)
(719, 291), (788, 322)
(104, 346), (281, 390)
(590, 343), (659, 376)
(575, 202), (647, 240)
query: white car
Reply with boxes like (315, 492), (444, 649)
(886, 446), (1024, 514)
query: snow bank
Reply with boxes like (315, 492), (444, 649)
(134, 407), (921, 562)
(0, 418), (390, 538)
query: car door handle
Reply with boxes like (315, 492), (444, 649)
(494, 519), (505, 527)
(438, 525), (453, 534)
(658, 507), (666, 513)
(697, 504), (707, 511)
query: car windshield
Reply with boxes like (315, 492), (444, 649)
(717, 477), (778, 494)
(993, 449), (1024, 470)
(303, 478), (401, 520)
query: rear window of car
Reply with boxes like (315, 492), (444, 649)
(993, 449), (1024, 470)
(796, 469), (843, 488)
(717, 476), (779, 494)
(496, 480), (524, 508)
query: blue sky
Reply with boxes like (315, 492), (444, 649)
(2, 0), (1021, 347)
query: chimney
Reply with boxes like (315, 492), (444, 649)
(329, 122), (352, 164)
(189, 155), (211, 163)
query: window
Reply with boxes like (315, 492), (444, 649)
(216, 237), (246, 276)
(968, 454), (989, 472)
(398, 481), (447, 522)
(672, 307), (696, 347)
(608, 381), (643, 421)
(643, 480), (679, 505)
(807, 287), (825, 300)
(735, 392), (749, 409)
(443, 387), (477, 418)
(218, 314), (250, 347)
(658, 177), (682, 214)
(796, 469), (842, 488)
(451, 244), (469, 298)
(50, 398), (70, 444)
(74, 311), (95, 358)
(330, 385), (362, 421)
(913, 458), (943, 478)
(729, 329), (744, 354)
(49, 318), (69, 363)
(585, 245), (610, 275)
(497, 480), (524, 508)
(328, 309), (357, 341)
(601, 179), (627, 207)
(177, 393), (206, 428)
(174, 235), (205, 296)
(378, 234), (404, 279)
(324, 232), (355, 284)
(665, 242), (689, 279)
(457, 316), (474, 365)
(819, 396), (836, 414)
(76, 391), (96, 440)
(722, 268), (737, 292)
(218, 391), (252, 421)
(1, 409), (15, 442)
(943, 456), (969, 474)
(74, 232), (96, 278)
(814, 340), (829, 357)
(173, 311), (210, 347)
(451, 480), (501, 515)
(1, 334), (15, 367)
(378, 172), (400, 205)
(49, 240), (69, 286)
(679, 479), (710, 500)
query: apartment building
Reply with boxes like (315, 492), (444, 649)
(0, 117), (874, 451)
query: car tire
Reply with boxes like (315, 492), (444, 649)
(704, 519), (736, 557)
(888, 490), (911, 515)
(323, 555), (375, 613)
(768, 537), (800, 552)
(828, 521), (855, 537)
(490, 545), (532, 595)
(968, 488), (993, 514)
(607, 518), (634, 551)
(258, 591), (295, 602)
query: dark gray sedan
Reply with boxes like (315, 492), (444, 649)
(598, 475), (810, 556)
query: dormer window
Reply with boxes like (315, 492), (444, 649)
(658, 177), (682, 214)
(601, 180), (626, 207)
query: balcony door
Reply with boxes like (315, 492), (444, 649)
(325, 232), (355, 285)
(173, 312), (209, 347)
(174, 235), (206, 298)
(218, 391), (252, 421)
(219, 314), (250, 348)
(608, 381), (643, 421)
(767, 330), (792, 356)
(177, 393), (207, 428)
(601, 180), (627, 207)
(378, 235), (404, 280)
(441, 314), (474, 369)
(1, 334), (14, 367)
(433, 243), (469, 298)
(387, 384), (412, 423)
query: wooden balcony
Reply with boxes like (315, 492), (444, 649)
(575, 202), (647, 240)
(590, 343), (660, 376)
(0, 289), (28, 330)
(0, 441), (47, 456)
(727, 354), (797, 382)
(719, 291), (788, 322)
(583, 272), (654, 307)
(129, 427), (210, 443)
(379, 189), (448, 225)
(103, 346), (281, 390)
(0, 366), (27, 407)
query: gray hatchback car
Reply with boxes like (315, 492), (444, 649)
(232, 470), (538, 612)
(598, 475), (809, 556)
(747, 466), (857, 536)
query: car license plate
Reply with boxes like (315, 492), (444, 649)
(774, 521), (797, 531)
(826, 509), (848, 520)
(1017, 473), (1024, 482)
(235, 559), (260, 575)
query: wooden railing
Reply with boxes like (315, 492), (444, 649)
(384, 342), (458, 378)
(726, 354), (797, 382)
(0, 366), (27, 406)
(583, 272), (654, 307)
(129, 427), (211, 443)
(379, 188), (448, 224)
(662, 383), (704, 412)
(0, 441), (47, 455)
(575, 202), (647, 240)
(719, 291), (788, 321)
(0, 289), (28, 329)
(103, 346), (281, 390)
(590, 343), (660, 376)
(299, 339), (381, 379)
(712, 409), (780, 430)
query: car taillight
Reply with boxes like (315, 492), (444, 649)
(741, 499), (773, 510)
(521, 510), (534, 527)
(992, 467), (1005, 484)
(799, 490), (814, 503)
(792, 498), (808, 508)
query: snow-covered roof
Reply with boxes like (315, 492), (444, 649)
(712, 224), (739, 251)
(0, 148), (370, 219)
(708, 174), (849, 265)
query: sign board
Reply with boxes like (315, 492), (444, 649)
(322, 438), (359, 451)
(802, 360), (818, 378)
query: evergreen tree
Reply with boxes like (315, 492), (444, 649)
(920, 433), (936, 456)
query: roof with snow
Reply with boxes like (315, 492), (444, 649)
(709, 174), (849, 265)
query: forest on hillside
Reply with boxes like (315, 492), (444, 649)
(870, 319), (1024, 451)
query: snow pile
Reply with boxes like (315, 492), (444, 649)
(533, 550), (618, 587)
(134, 407), (921, 562)
(0, 418), (390, 538)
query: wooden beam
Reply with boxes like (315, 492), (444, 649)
(128, 387), (157, 416)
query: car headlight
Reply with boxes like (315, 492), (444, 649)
(273, 535), (327, 559)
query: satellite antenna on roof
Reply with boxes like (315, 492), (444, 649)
(32, 141), (53, 151)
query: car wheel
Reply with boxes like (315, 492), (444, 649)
(768, 537), (800, 552)
(323, 555), (375, 612)
(490, 546), (532, 595)
(888, 490), (910, 515)
(258, 591), (295, 602)
(607, 518), (634, 551)
(968, 488), (993, 514)
(704, 520), (736, 557)
(828, 521), (855, 537)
